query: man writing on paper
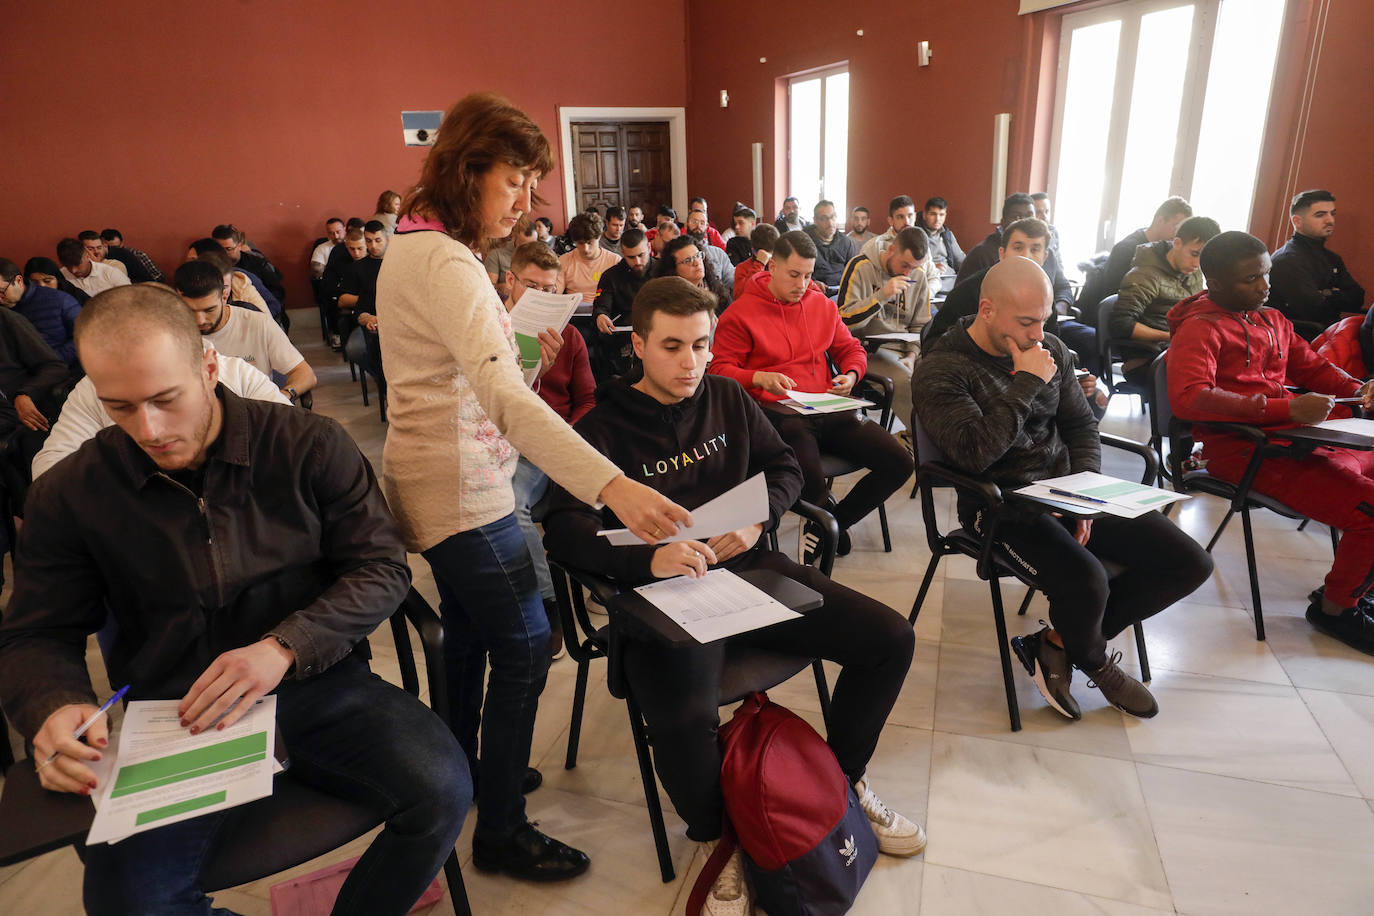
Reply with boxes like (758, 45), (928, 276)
(541, 276), (920, 915)
(712, 230), (914, 563)
(913, 257), (1211, 721)
(0, 286), (470, 916)
(1168, 231), (1374, 652)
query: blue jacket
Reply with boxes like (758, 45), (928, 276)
(13, 282), (81, 368)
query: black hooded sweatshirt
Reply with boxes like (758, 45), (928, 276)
(542, 374), (803, 583)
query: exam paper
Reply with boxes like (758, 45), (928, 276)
(1311, 417), (1374, 439)
(598, 473), (768, 547)
(87, 697), (277, 845)
(634, 569), (801, 643)
(507, 289), (583, 385)
(864, 331), (921, 343)
(781, 389), (875, 414)
(1016, 471), (1187, 518)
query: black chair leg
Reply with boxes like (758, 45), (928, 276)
(359, 367), (370, 406)
(811, 660), (832, 731)
(0, 708), (14, 774)
(1297, 518), (1310, 532)
(349, 360), (357, 382)
(443, 849), (473, 916)
(1016, 589), (1035, 617)
(625, 693), (675, 882)
(565, 658), (589, 770)
(988, 577), (1022, 732)
(1205, 508), (1236, 553)
(878, 503), (892, 553)
(1240, 507), (1266, 641)
(1133, 622), (1151, 682)
(908, 554), (942, 625)
(1330, 525), (1341, 556)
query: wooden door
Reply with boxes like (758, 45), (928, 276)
(571, 120), (671, 216)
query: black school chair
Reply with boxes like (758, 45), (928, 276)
(0, 588), (472, 915)
(547, 499), (838, 883)
(907, 411), (1153, 731)
(1095, 295), (1155, 403)
(1152, 356), (1340, 640)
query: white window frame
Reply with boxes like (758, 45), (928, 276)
(1045, 0), (1278, 252)
(785, 65), (849, 216)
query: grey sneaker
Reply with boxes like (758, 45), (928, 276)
(1082, 650), (1158, 718)
(1011, 626), (1081, 720)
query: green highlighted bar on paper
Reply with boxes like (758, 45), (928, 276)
(135, 790), (228, 826)
(1077, 480), (1148, 498)
(112, 732), (267, 798)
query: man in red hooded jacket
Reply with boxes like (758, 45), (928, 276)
(1168, 231), (1374, 652)
(710, 230), (913, 560)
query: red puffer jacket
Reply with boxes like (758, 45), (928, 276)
(1313, 315), (1367, 378)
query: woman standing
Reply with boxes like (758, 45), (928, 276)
(377, 93), (689, 882)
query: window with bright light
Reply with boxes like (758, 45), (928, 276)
(787, 67), (849, 223)
(1048, 0), (1286, 273)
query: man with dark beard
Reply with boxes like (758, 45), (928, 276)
(593, 227), (656, 379)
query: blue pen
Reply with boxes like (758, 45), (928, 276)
(42, 684), (130, 765)
(1048, 487), (1108, 505)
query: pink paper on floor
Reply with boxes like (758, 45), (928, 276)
(269, 856), (443, 915)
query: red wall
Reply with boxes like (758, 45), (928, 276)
(684, 0), (1031, 252)
(684, 0), (1373, 293)
(0, 0), (687, 307)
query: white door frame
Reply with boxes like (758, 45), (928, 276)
(556, 106), (688, 222)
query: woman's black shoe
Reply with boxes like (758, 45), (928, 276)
(472, 822), (591, 881)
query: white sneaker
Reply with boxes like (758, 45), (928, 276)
(854, 775), (926, 857)
(700, 842), (753, 916)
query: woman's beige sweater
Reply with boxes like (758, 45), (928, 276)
(377, 226), (619, 552)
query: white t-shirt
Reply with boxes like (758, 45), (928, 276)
(204, 305), (305, 378)
(310, 240), (337, 276)
(61, 261), (131, 296)
(32, 346), (290, 479)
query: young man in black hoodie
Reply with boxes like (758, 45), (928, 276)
(913, 257), (1211, 721)
(542, 276), (922, 914)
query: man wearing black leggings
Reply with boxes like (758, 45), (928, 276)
(913, 257), (1212, 721)
(542, 277), (920, 916)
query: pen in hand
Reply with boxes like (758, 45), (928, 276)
(41, 684), (130, 766)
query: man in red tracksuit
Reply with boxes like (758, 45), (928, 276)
(1168, 231), (1374, 652)
(710, 230), (913, 560)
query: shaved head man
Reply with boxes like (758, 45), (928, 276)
(913, 253), (1211, 724)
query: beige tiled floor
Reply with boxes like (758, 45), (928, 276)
(4, 316), (1374, 914)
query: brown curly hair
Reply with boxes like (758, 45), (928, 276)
(401, 93), (555, 250)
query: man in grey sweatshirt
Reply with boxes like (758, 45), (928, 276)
(911, 257), (1211, 721)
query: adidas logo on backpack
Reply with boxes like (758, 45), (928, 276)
(838, 835), (858, 867)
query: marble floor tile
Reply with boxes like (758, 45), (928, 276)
(1124, 669), (1358, 797)
(1139, 763), (1374, 916)
(920, 864), (1174, 915)
(933, 640), (1136, 760)
(1112, 599), (1289, 686)
(1261, 612), (1374, 697)
(924, 732), (1171, 910)
(1299, 688), (1374, 798)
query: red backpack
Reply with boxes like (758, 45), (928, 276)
(687, 692), (877, 915)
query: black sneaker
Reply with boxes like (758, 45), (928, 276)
(1011, 627), (1081, 720)
(473, 821), (590, 882)
(837, 528), (852, 557)
(1306, 598), (1374, 656)
(1082, 651), (1158, 718)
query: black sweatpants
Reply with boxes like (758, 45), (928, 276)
(965, 508), (1213, 670)
(771, 410), (913, 531)
(623, 550), (915, 841)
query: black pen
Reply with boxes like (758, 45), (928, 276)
(1048, 488), (1108, 505)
